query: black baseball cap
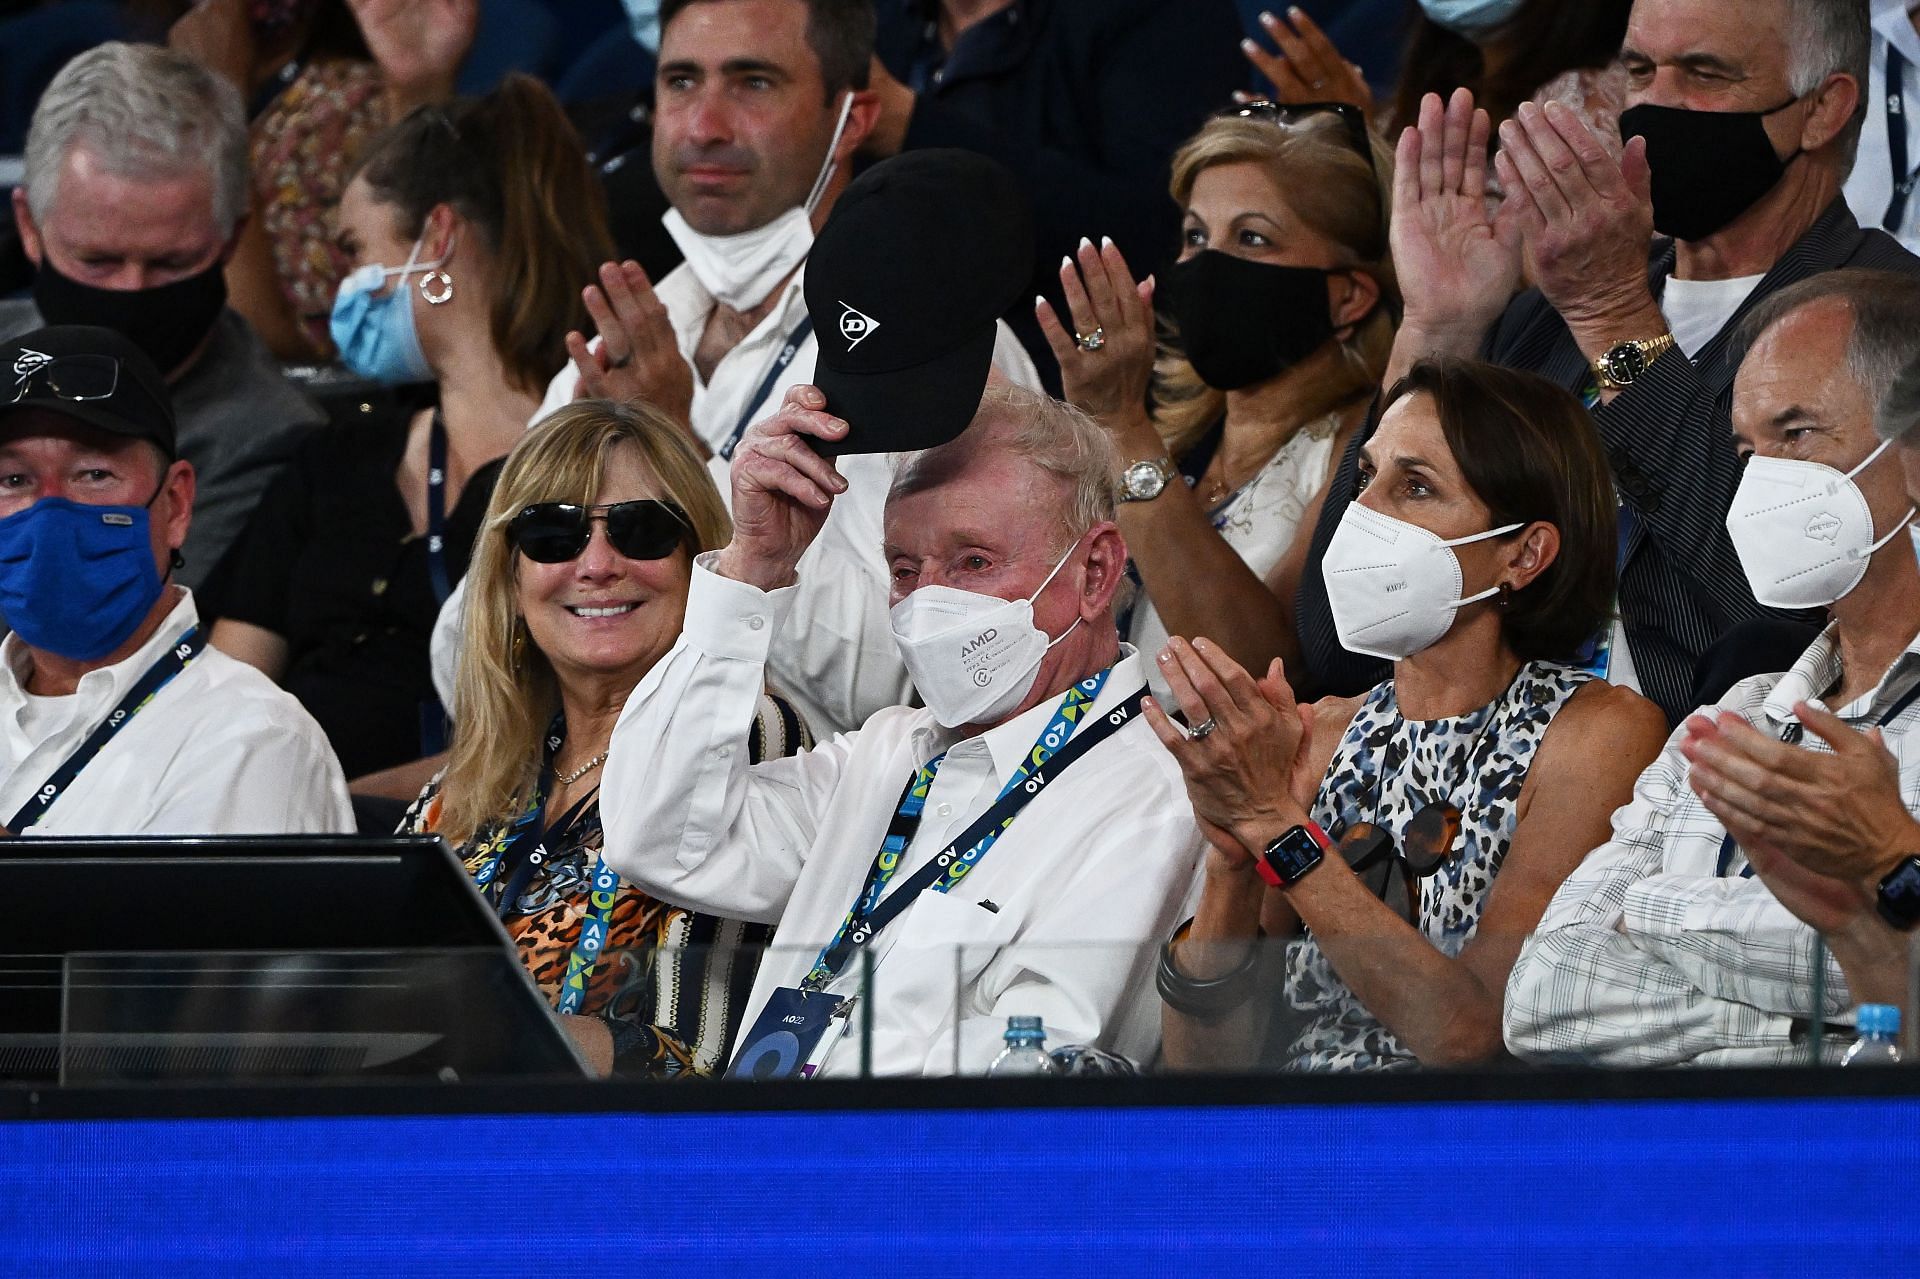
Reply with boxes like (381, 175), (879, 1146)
(806, 149), (1035, 455)
(0, 325), (178, 458)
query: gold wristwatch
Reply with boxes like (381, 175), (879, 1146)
(1592, 333), (1678, 392)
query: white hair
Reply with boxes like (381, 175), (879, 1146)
(890, 385), (1120, 551)
(1781, 0), (1870, 170)
(24, 43), (249, 234)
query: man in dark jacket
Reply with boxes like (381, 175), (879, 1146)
(1295, 0), (1920, 724)
(863, 0), (1243, 383)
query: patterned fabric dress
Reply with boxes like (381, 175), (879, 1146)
(1279, 660), (1591, 1072)
(251, 59), (390, 356)
(401, 689), (810, 1077)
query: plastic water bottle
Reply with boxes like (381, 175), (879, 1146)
(987, 1016), (1058, 1076)
(1844, 1004), (1903, 1066)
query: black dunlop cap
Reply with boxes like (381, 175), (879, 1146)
(0, 325), (177, 458)
(806, 148), (1035, 455)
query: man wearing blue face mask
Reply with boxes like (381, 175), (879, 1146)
(1507, 270), (1920, 1067)
(0, 326), (352, 837)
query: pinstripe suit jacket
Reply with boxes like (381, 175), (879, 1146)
(1295, 199), (1920, 724)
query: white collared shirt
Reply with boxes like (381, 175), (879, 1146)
(0, 591), (354, 836)
(430, 262), (1042, 740)
(1505, 623), (1920, 1068)
(1844, 0), (1920, 254)
(599, 557), (1204, 1077)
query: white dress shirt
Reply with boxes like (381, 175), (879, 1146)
(0, 591), (354, 835)
(1844, 0), (1920, 256)
(599, 557), (1205, 1077)
(1505, 624), (1920, 1068)
(429, 262), (1042, 739)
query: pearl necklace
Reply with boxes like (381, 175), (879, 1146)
(555, 751), (608, 786)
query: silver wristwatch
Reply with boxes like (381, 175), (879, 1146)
(1119, 457), (1179, 503)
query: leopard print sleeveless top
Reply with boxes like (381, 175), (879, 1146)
(1280, 660), (1591, 1072)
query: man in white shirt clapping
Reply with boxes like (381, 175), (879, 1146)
(0, 326), (351, 836)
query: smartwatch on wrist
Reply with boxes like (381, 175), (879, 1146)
(1254, 821), (1333, 888)
(1875, 855), (1920, 931)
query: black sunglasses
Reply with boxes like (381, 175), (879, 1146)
(506, 499), (691, 564)
(1223, 99), (1377, 179)
(9, 352), (119, 404)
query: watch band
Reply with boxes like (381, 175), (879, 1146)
(1254, 821), (1333, 888)
(1875, 854), (1920, 931)
(1592, 332), (1678, 391)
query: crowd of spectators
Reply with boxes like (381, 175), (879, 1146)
(6, 0), (1920, 1081)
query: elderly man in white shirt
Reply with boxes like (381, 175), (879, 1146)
(1506, 270), (1920, 1068)
(600, 384), (1204, 1077)
(0, 326), (351, 836)
(427, 0), (1039, 739)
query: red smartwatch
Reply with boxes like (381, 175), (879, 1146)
(1254, 821), (1333, 888)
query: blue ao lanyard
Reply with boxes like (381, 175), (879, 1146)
(9, 627), (205, 832)
(800, 669), (1146, 991)
(468, 718), (617, 1015)
(1885, 44), (1920, 232)
(718, 315), (814, 461)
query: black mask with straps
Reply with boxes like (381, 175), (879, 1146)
(1162, 250), (1357, 391)
(1619, 95), (1805, 242)
(31, 256), (228, 378)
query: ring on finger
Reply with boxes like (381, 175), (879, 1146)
(1187, 717), (1218, 741)
(1076, 326), (1106, 352)
(606, 352), (633, 370)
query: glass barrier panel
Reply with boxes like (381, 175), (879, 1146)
(56, 948), (582, 1085)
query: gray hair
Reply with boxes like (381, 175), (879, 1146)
(24, 43), (249, 234)
(1782, 0), (1870, 171)
(1735, 269), (1920, 438)
(890, 385), (1119, 552)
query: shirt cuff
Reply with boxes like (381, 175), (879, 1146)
(683, 551), (801, 663)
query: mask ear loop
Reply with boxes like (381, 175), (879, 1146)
(804, 91), (857, 215)
(1837, 439), (1917, 560)
(1439, 521), (1526, 611)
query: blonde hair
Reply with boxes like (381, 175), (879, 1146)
(1154, 114), (1399, 454)
(434, 399), (730, 845)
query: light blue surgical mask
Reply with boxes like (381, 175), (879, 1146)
(328, 233), (449, 385)
(1417, 0), (1526, 36)
(620, 0), (661, 52)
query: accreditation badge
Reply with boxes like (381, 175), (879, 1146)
(728, 987), (851, 1080)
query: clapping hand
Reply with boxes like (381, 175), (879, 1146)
(1145, 638), (1318, 862)
(713, 386), (848, 592)
(1494, 100), (1663, 347)
(1238, 7), (1370, 117)
(1681, 703), (1920, 890)
(1390, 89), (1523, 356)
(1036, 237), (1157, 450)
(567, 260), (696, 435)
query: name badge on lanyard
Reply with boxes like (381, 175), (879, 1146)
(728, 987), (852, 1080)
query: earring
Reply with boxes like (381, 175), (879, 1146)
(420, 270), (454, 305)
(510, 619), (527, 669)
(1496, 582), (1514, 609)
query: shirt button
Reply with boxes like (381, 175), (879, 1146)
(935, 803), (953, 818)
(711, 745), (730, 759)
(932, 69), (945, 85)
(747, 616), (765, 631)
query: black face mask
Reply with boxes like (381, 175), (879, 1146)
(1618, 98), (1803, 243)
(1163, 250), (1342, 391)
(31, 256), (228, 377)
